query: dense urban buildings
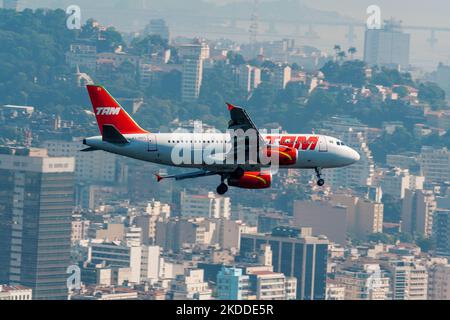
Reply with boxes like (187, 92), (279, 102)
(240, 227), (329, 300)
(1, 3), (450, 302)
(0, 148), (74, 300)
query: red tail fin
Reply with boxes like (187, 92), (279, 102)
(87, 85), (148, 135)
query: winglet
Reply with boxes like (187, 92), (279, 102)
(155, 174), (164, 183)
(226, 103), (236, 111)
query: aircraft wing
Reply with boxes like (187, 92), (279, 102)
(226, 103), (266, 164)
(156, 170), (218, 182)
(226, 103), (266, 146)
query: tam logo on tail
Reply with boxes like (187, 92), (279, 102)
(87, 85), (148, 135)
(96, 107), (121, 116)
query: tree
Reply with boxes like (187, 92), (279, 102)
(98, 27), (125, 52)
(415, 235), (434, 252)
(348, 47), (357, 60)
(227, 51), (246, 66)
(306, 89), (338, 116)
(418, 82), (446, 109)
(339, 60), (366, 87)
(337, 51), (346, 63)
(333, 44), (341, 61)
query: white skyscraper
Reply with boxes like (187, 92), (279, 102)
(181, 191), (231, 219)
(402, 189), (437, 237)
(364, 19), (410, 69)
(419, 147), (450, 183)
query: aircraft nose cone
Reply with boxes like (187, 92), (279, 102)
(351, 149), (360, 163)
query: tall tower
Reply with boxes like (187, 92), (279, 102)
(0, 148), (75, 300)
(249, 0), (260, 45)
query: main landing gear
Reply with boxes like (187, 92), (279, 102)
(217, 174), (229, 195)
(216, 167), (244, 195)
(315, 167), (325, 187)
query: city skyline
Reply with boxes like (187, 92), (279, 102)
(0, 2), (450, 303)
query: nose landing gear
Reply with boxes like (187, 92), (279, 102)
(217, 173), (229, 195)
(315, 167), (325, 187)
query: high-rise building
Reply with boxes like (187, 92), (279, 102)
(43, 140), (118, 184)
(155, 217), (218, 252)
(293, 201), (348, 245)
(140, 246), (161, 283)
(0, 148), (75, 300)
(419, 147), (450, 184)
(428, 262), (450, 300)
(182, 58), (204, 102)
(334, 264), (391, 300)
(434, 209), (450, 257)
(380, 168), (424, 199)
(240, 227), (329, 300)
(89, 241), (142, 284)
(216, 266), (250, 300)
(145, 19), (170, 41)
(237, 64), (261, 93)
(432, 63), (450, 101)
(179, 42), (209, 102)
(330, 194), (384, 240)
(385, 261), (428, 300)
(364, 19), (410, 69)
(181, 191), (231, 219)
(271, 64), (291, 90)
(402, 189), (437, 237)
(386, 154), (419, 172)
(134, 200), (171, 245)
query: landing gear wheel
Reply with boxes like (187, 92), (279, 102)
(217, 183), (229, 195)
(314, 167), (325, 187)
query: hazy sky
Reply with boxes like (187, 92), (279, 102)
(19, 0), (450, 70)
(207, 0), (450, 27)
(301, 0), (450, 27)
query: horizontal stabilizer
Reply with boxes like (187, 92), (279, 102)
(102, 124), (129, 144)
(80, 147), (100, 152)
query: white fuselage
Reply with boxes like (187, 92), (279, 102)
(84, 132), (360, 172)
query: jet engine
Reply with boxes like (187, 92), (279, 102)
(228, 171), (272, 189)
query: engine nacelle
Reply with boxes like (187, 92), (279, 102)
(264, 145), (298, 166)
(228, 171), (272, 189)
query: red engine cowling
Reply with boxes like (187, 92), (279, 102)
(228, 171), (272, 189)
(264, 145), (298, 166)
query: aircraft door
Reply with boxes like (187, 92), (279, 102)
(319, 136), (328, 152)
(147, 134), (157, 152)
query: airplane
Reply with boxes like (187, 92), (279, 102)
(83, 85), (360, 195)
